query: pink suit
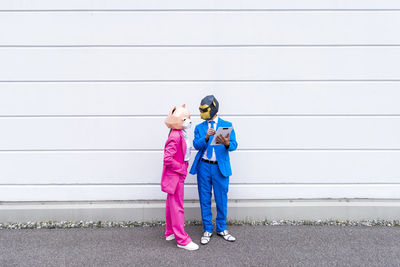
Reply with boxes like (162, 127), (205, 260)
(161, 129), (192, 246)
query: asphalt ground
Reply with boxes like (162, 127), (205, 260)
(1, 225), (400, 267)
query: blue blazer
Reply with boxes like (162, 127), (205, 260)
(189, 118), (238, 177)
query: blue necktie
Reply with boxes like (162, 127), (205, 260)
(206, 121), (215, 159)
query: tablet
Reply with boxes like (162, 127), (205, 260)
(210, 127), (233, 146)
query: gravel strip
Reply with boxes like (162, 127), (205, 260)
(1, 219), (400, 230)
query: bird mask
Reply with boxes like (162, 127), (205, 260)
(199, 95), (219, 120)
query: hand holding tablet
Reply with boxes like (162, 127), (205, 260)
(211, 127), (233, 146)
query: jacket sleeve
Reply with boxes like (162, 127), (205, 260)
(163, 137), (181, 171)
(193, 125), (207, 150)
(227, 125), (238, 152)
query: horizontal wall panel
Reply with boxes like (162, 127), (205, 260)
(2, 12), (400, 45)
(1, 151), (400, 184)
(0, 117), (400, 150)
(1, 47), (400, 81)
(1, 184), (400, 201)
(1, 0), (399, 205)
(1, 0), (400, 10)
(1, 82), (400, 116)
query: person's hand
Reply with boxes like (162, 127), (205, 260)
(216, 133), (230, 147)
(205, 128), (216, 142)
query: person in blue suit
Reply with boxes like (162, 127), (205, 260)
(189, 95), (238, 245)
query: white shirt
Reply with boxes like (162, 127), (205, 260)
(202, 116), (218, 162)
(182, 128), (191, 161)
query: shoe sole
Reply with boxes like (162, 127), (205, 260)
(217, 234), (236, 242)
(200, 236), (212, 245)
(165, 235), (175, 241)
(177, 245), (199, 251)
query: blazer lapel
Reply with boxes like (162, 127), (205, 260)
(201, 121), (209, 145)
(217, 117), (225, 129)
(216, 118), (221, 130)
(214, 118), (224, 149)
(201, 120), (208, 133)
(178, 130), (186, 158)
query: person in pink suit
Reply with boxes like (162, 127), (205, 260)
(161, 104), (199, 251)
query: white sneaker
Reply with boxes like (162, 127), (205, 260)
(165, 234), (175, 241)
(177, 241), (199, 251)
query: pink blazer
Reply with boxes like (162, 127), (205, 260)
(161, 129), (188, 194)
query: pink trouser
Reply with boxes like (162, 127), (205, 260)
(165, 176), (192, 246)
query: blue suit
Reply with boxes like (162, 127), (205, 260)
(190, 118), (237, 232)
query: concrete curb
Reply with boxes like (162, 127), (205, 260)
(1, 199), (400, 223)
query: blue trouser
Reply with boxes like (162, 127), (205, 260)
(197, 160), (230, 233)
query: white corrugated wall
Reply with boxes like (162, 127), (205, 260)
(0, 1), (400, 219)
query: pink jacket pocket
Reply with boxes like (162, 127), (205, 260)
(161, 173), (180, 194)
